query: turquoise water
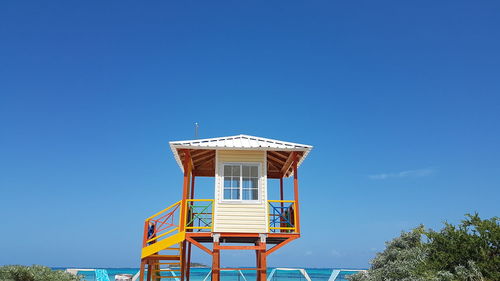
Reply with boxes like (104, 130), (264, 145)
(63, 268), (362, 281)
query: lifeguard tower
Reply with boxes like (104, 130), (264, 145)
(139, 134), (312, 281)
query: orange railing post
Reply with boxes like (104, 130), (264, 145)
(292, 151), (300, 233)
(142, 220), (150, 248)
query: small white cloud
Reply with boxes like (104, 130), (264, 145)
(369, 168), (435, 180)
(330, 249), (341, 257)
(305, 250), (313, 256)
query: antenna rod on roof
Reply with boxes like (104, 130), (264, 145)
(194, 122), (199, 138)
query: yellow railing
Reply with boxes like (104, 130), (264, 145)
(143, 198), (296, 252)
(146, 200), (182, 221)
(144, 200), (182, 246)
(186, 199), (214, 231)
(268, 200), (297, 233)
(142, 199), (215, 248)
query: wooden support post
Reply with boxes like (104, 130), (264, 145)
(179, 150), (191, 281)
(154, 261), (160, 281)
(292, 152), (300, 233)
(146, 261), (152, 281)
(185, 174), (195, 281)
(212, 242), (220, 281)
(259, 242), (267, 281)
(180, 149), (191, 232)
(280, 177), (284, 208)
(279, 177), (284, 227)
(190, 175), (195, 200)
(139, 260), (146, 281)
(255, 242), (261, 281)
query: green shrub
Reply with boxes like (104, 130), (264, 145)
(426, 214), (500, 280)
(0, 265), (82, 281)
(348, 214), (499, 281)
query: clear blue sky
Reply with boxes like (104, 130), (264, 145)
(1, 0), (499, 269)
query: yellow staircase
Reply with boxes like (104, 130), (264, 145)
(141, 231), (186, 259)
(143, 242), (185, 280)
(140, 201), (187, 281)
(140, 199), (214, 281)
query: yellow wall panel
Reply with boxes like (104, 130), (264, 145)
(214, 150), (268, 233)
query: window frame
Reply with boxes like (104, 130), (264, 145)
(220, 162), (261, 203)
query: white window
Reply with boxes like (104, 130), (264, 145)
(223, 163), (259, 201)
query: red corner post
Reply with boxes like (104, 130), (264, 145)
(186, 175), (196, 281)
(292, 152), (300, 233)
(212, 242), (220, 281)
(180, 149), (192, 281)
(279, 177), (284, 209)
(180, 149), (192, 232)
(258, 241), (267, 281)
(255, 242), (261, 281)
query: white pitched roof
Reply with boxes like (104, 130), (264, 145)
(170, 134), (312, 150)
(169, 134), (313, 173)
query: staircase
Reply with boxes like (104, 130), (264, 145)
(139, 199), (214, 281)
(143, 242), (184, 280)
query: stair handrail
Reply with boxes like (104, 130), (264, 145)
(142, 198), (215, 249)
(143, 200), (182, 247)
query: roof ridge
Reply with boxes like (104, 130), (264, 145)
(169, 134), (312, 148)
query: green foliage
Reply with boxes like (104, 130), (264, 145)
(426, 213), (500, 280)
(0, 265), (82, 281)
(348, 226), (435, 281)
(348, 214), (499, 281)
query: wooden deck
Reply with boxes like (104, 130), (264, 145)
(186, 232), (300, 244)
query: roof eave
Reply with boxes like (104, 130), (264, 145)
(168, 135), (313, 174)
(169, 144), (311, 151)
(170, 145), (313, 175)
(169, 142), (185, 173)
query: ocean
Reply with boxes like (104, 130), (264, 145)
(63, 268), (363, 281)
